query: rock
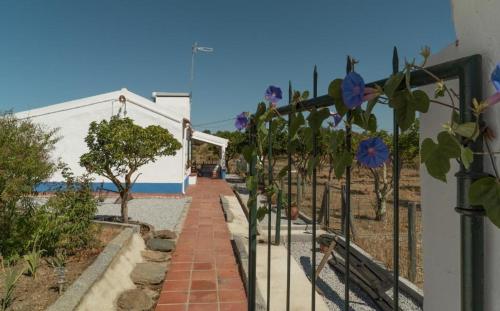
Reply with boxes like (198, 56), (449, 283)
(117, 289), (154, 310)
(153, 229), (177, 239)
(142, 288), (160, 300)
(141, 250), (171, 263)
(131, 262), (167, 285)
(147, 238), (175, 252)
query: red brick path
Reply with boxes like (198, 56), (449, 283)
(155, 178), (247, 311)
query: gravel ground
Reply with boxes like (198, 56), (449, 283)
(96, 197), (189, 231)
(289, 240), (422, 311)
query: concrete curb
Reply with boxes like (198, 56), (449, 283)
(220, 194), (235, 222)
(47, 223), (140, 311)
(233, 236), (267, 311)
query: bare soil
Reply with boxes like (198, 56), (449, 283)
(1, 224), (122, 311)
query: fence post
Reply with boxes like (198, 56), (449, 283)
(407, 201), (417, 283)
(341, 185), (346, 235)
(297, 173), (302, 210)
(325, 182), (330, 230)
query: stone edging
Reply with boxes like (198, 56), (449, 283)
(47, 222), (140, 311)
(233, 236), (266, 311)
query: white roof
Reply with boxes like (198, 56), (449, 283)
(192, 130), (228, 148)
(16, 88), (183, 124)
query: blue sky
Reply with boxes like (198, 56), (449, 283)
(0, 0), (455, 131)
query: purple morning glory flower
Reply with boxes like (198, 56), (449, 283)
(341, 72), (365, 109)
(235, 112), (249, 131)
(356, 137), (389, 168)
(264, 86), (283, 104)
(491, 63), (500, 92)
(486, 64), (500, 107)
(330, 111), (342, 127)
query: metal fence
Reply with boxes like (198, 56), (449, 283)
(246, 48), (485, 311)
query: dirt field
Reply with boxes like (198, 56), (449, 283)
(278, 161), (423, 288)
(0, 224), (122, 311)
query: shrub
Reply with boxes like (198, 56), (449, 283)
(0, 259), (24, 311)
(0, 113), (58, 258)
(34, 167), (98, 255)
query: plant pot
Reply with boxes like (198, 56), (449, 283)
(270, 193), (278, 205)
(319, 243), (329, 254)
(289, 206), (299, 220)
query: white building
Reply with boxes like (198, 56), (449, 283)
(16, 88), (228, 194)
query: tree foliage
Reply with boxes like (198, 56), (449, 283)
(0, 114), (58, 256)
(80, 116), (181, 222)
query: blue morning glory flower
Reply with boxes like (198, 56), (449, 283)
(264, 85), (283, 104)
(235, 112), (249, 131)
(356, 137), (389, 168)
(491, 63), (500, 92)
(330, 111), (342, 127)
(341, 72), (365, 109)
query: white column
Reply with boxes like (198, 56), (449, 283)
(220, 146), (226, 170)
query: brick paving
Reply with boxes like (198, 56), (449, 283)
(155, 178), (247, 311)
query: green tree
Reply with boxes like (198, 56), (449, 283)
(80, 116), (181, 223)
(0, 113), (58, 256)
(214, 130), (248, 173)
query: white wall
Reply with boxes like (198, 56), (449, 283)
(421, 0), (500, 309)
(17, 90), (187, 190)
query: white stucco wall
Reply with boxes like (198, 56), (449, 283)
(421, 0), (500, 309)
(16, 89), (188, 192)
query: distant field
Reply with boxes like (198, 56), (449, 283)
(272, 158), (423, 288)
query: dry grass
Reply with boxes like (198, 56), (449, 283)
(274, 159), (424, 288)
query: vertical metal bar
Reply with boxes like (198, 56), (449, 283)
(344, 56), (352, 311)
(248, 121), (257, 311)
(286, 81), (292, 311)
(408, 202), (417, 282)
(266, 118), (273, 311)
(311, 66), (318, 310)
(275, 189), (282, 244)
(458, 55), (483, 311)
(392, 46), (400, 310)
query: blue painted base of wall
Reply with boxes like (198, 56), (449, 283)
(36, 182), (184, 194)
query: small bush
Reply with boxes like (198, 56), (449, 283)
(0, 259), (24, 311)
(34, 167), (98, 255)
(23, 239), (44, 279)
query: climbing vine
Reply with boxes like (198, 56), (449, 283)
(236, 47), (500, 228)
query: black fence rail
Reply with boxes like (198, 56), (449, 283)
(246, 48), (484, 311)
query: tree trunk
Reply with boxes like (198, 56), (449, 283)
(121, 190), (129, 223)
(375, 194), (387, 221)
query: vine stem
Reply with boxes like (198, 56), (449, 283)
(484, 136), (500, 180)
(410, 64), (457, 123)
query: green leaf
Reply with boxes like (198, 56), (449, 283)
(420, 131), (461, 182)
(452, 122), (479, 140)
(256, 206), (268, 222)
(246, 176), (256, 192)
(412, 90), (430, 113)
(302, 91), (310, 100)
(392, 91), (416, 131)
(328, 79), (348, 116)
(384, 72), (404, 98)
(420, 137), (449, 182)
(420, 138), (438, 164)
(437, 131), (461, 158)
(469, 177), (500, 228)
(290, 112), (305, 137)
(307, 108), (330, 132)
(242, 145), (255, 163)
(460, 146), (474, 170)
(333, 151), (353, 179)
